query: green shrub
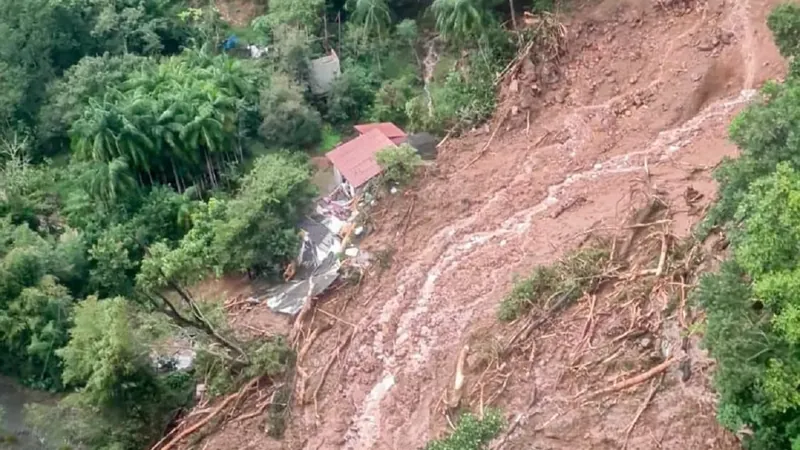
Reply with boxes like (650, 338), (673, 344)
(407, 29), (513, 133)
(267, 384), (292, 438)
(376, 144), (423, 185)
(498, 266), (559, 322)
(425, 410), (505, 450)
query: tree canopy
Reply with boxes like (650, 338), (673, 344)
(698, 4), (800, 449)
(0, 0), (527, 446)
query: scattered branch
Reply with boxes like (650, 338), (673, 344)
(579, 357), (677, 401)
(462, 109), (510, 171)
(622, 374), (664, 449)
(313, 330), (354, 419)
(155, 377), (260, 450)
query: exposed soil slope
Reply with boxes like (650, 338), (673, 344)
(199, 0), (787, 448)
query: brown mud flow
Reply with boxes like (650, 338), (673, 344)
(198, 0), (787, 448)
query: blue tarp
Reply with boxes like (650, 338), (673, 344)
(222, 35), (239, 51)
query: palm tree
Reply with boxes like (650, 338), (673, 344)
(431, 0), (488, 42)
(71, 99), (123, 164)
(350, 0), (392, 43)
(86, 158), (138, 204)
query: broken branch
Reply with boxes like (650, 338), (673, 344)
(623, 374), (664, 449)
(462, 109), (510, 171)
(313, 330), (354, 419)
(156, 377), (260, 450)
(580, 357), (677, 401)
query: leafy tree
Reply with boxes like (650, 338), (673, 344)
(698, 166), (800, 449)
(394, 19), (420, 59)
(273, 25), (315, 84)
(0, 220), (85, 389)
(0, 276), (73, 389)
(326, 65), (378, 125)
(213, 153), (317, 274)
(768, 3), (800, 58)
(702, 4), (800, 233)
(697, 7), (800, 446)
(68, 50), (262, 194)
(407, 28), (511, 132)
(370, 75), (420, 126)
(37, 54), (155, 156)
(0, 0), (190, 129)
(53, 296), (193, 449)
(0, 133), (63, 231)
(82, 0), (191, 55)
(258, 75), (323, 148)
(0, 0), (92, 122)
(702, 80), (800, 232)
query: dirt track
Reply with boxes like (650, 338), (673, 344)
(202, 0), (787, 448)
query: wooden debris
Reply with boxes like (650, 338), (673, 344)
(614, 198), (666, 261)
(298, 325), (329, 366)
(289, 280), (317, 347)
(155, 377), (260, 450)
(398, 196), (417, 243)
(622, 374), (664, 449)
(551, 196), (587, 219)
(462, 109), (510, 171)
(580, 357), (677, 401)
(313, 330), (354, 419)
(449, 344), (470, 408)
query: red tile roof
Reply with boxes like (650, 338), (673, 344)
(354, 122), (407, 140)
(326, 129), (397, 188)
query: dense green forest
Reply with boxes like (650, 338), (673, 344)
(0, 0), (522, 448)
(697, 4), (800, 449)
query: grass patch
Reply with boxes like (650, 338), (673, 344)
(424, 410), (505, 450)
(317, 124), (342, 154)
(498, 245), (611, 322)
(431, 53), (459, 83)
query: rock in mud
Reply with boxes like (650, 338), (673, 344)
(697, 40), (716, 51)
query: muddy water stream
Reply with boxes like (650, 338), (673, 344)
(0, 376), (54, 449)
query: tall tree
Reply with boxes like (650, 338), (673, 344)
(430, 0), (489, 42)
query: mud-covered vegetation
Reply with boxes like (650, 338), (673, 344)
(0, 0), (544, 447)
(698, 3), (800, 448)
(498, 245), (611, 321)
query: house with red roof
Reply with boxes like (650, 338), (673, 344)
(325, 123), (408, 195)
(352, 123), (408, 145)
